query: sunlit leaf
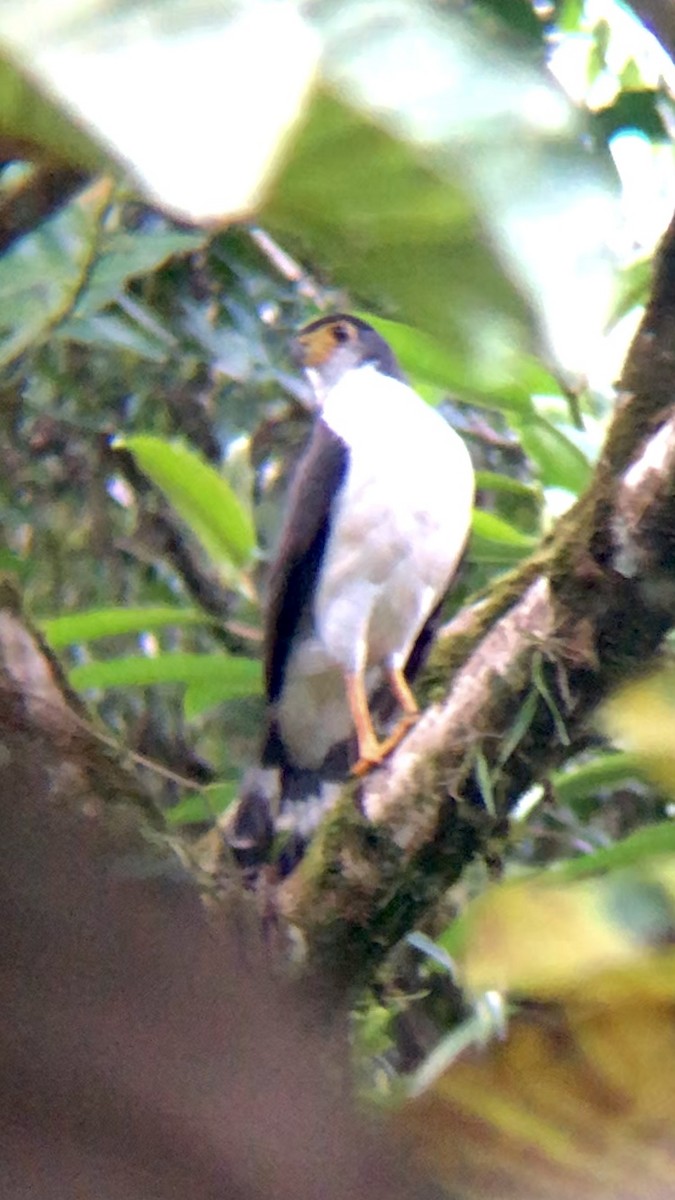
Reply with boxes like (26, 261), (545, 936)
(443, 862), (675, 999)
(557, 0), (584, 34)
(117, 435), (257, 573)
(70, 651), (261, 692)
(471, 514), (535, 546)
(603, 669), (675, 797)
(0, 0), (617, 382)
(267, 92), (530, 372)
(40, 605), (209, 647)
(0, 50), (102, 167)
(184, 677), (263, 720)
(0, 0), (318, 221)
(366, 315), (574, 427)
(402, 996), (675, 1200)
(310, 0), (617, 375)
(403, 849), (675, 1198)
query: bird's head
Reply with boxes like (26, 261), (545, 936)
(292, 314), (404, 402)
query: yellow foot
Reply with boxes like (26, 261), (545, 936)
(350, 713), (419, 778)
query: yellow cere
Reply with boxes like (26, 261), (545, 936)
(297, 321), (354, 367)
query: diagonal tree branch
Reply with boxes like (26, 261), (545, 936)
(280, 209), (675, 995)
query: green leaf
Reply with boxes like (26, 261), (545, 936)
(592, 90), (671, 146)
(0, 185), (109, 368)
(619, 59), (645, 92)
(267, 92), (531, 372)
(70, 652), (262, 693)
(550, 752), (647, 811)
(550, 821), (675, 882)
(533, 651), (569, 745)
(117, 436), (257, 572)
(71, 229), (206, 320)
(1, 0), (616, 379)
(496, 689), (539, 768)
(469, 510), (536, 564)
(184, 677), (264, 720)
(472, 510), (535, 547)
(516, 415), (591, 494)
(0, 51), (103, 168)
(54, 310), (174, 360)
(472, 0), (545, 43)
(473, 748), (496, 816)
(475, 470), (539, 499)
(556, 0), (584, 34)
(0, 0), (317, 221)
(166, 782), (238, 827)
(53, 228), (204, 356)
(608, 257), (651, 327)
(357, 314), (534, 414)
(0, 548), (32, 580)
(304, 0), (617, 376)
(40, 605), (210, 648)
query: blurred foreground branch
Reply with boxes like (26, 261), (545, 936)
(0, 579), (441, 1200)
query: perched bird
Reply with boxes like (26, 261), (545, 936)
(232, 314), (474, 861)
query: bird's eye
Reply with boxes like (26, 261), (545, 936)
(332, 323), (350, 345)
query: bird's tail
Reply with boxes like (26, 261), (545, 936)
(224, 603), (450, 879)
(223, 759), (347, 878)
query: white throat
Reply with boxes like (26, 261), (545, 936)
(319, 362), (425, 450)
(305, 365), (329, 407)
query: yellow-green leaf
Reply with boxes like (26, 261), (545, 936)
(117, 436), (257, 574)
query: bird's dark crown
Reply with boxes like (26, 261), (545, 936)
(293, 314), (405, 384)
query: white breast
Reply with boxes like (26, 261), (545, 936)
(278, 363), (474, 769)
(318, 365), (474, 661)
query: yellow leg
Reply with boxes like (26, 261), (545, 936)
(344, 669), (382, 773)
(388, 664), (419, 718)
(345, 666), (420, 778)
